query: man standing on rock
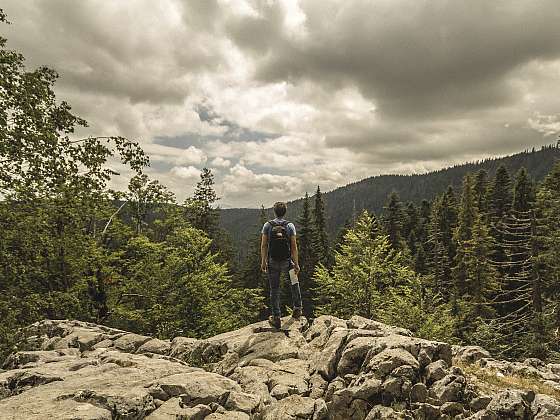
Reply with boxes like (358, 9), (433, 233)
(261, 201), (303, 329)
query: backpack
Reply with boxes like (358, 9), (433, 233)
(268, 220), (291, 261)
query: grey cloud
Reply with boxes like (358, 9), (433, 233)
(228, 0), (560, 119)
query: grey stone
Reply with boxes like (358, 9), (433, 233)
(429, 374), (466, 403)
(532, 393), (560, 419)
(441, 401), (464, 416)
(112, 333), (151, 352)
(470, 395), (492, 411)
(137, 338), (171, 355)
(453, 345), (491, 365)
(425, 359), (448, 383)
(410, 382), (428, 403)
(485, 389), (535, 419)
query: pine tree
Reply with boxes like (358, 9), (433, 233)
(297, 193), (318, 317)
(489, 164), (513, 220)
(453, 175), (477, 299)
(403, 202), (419, 256)
(184, 168), (219, 236)
(383, 191), (406, 251)
(313, 186), (330, 266)
(488, 164), (513, 283)
(428, 196), (453, 298)
(474, 169), (489, 218)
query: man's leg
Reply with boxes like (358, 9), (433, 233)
(287, 260), (303, 314)
(268, 259), (281, 318)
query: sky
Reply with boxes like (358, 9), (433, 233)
(2, 0), (560, 208)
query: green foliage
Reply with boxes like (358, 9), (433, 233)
(112, 227), (263, 338)
(313, 211), (452, 340)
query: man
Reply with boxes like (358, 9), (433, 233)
(261, 201), (303, 329)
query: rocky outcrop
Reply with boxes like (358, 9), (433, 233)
(1, 316), (559, 419)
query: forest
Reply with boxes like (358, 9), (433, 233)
(1, 8), (560, 365)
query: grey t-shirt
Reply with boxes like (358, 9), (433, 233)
(262, 218), (296, 237)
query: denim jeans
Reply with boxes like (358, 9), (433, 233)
(268, 257), (303, 317)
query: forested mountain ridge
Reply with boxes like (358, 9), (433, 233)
(221, 145), (560, 260)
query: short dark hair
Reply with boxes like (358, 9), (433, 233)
(273, 201), (287, 217)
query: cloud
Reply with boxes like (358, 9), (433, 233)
(170, 165), (201, 180)
(211, 157), (232, 168)
(2, 0), (560, 207)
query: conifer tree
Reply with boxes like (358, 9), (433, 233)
(428, 196), (453, 298)
(403, 202), (419, 256)
(453, 175), (477, 299)
(313, 186), (330, 266)
(488, 164), (513, 282)
(184, 168), (219, 236)
(297, 193), (318, 317)
(383, 191), (406, 251)
(474, 169), (489, 218)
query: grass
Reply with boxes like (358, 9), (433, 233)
(458, 362), (560, 401)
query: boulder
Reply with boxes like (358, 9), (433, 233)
(137, 338), (171, 355)
(485, 389), (535, 419)
(532, 393), (560, 419)
(453, 345), (491, 364)
(425, 359), (448, 384)
(429, 374), (466, 404)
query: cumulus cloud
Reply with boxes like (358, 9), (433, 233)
(3, 0), (559, 207)
(170, 165), (201, 180)
(211, 157), (232, 168)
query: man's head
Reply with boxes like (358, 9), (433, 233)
(273, 201), (287, 218)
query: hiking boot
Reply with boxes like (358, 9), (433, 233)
(268, 315), (281, 329)
(292, 307), (302, 319)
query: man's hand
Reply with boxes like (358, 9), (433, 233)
(261, 260), (268, 273)
(294, 264), (301, 276)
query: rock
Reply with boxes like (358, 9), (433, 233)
(112, 333), (151, 353)
(92, 339), (113, 350)
(137, 338), (171, 355)
(425, 359), (448, 384)
(429, 374), (466, 403)
(441, 401), (464, 416)
(309, 372), (328, 398)
(150, 371), (241, 405)
(470, 395), (492, 411)
(532, 393), (560, 419)
(367, 347), (419, 378)
(224, 391), (260, 414)
(453, 345), (491, 364)
(206, 412), (250, 420)
(3, 317), (559, 420)
(347, 316), (412, 337)
(410, 382), (428, 403)
(412, 402), (441, 420)
(337, 336), (377, 375)
(485, 389), (535, 419)
(365, 405), (406, 419)
(145, 398), (211, 419)
(261, 395), (317, 420)
(168, 336), (199, 359)
(314, 328), (348, 380)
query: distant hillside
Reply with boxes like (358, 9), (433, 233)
(221, 145), (560, 262)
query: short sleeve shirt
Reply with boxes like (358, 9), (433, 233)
(262, 218), (296, 237)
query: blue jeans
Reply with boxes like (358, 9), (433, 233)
(268, 258), (303, 317)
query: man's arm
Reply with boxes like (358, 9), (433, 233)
(290, 235), (300, 275)
(260, 233), (269, 272)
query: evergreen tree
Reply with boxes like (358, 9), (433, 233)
(184, 168), (219, 236)
(383, 191), (406, 251)
(403, 202), (419, 256)
(313, 211), (454, 340)
(488, 164), (513, 283)
(453, 175), (477, 299)
(313, 186), (330, 266)
(297, 193), (318, 317)
(474, 169), (489, 217)
(489, 164), (513, 220)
